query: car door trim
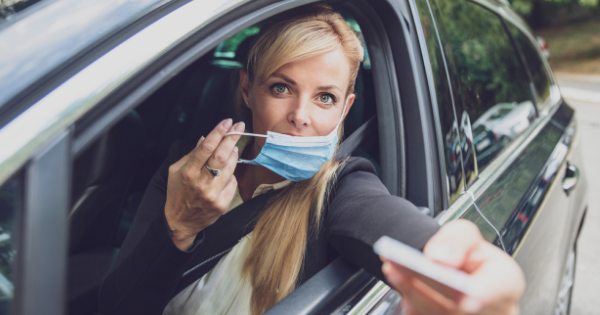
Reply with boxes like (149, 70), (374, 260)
(509, 115), (577, 257)
(16, 130), (70, 315)
(407, 0), (452, 210)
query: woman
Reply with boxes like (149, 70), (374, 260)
(99, 4), (524, 315)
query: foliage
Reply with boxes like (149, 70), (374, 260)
(509, 0), (598, 16)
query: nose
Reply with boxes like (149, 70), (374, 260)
(288, 97), (311, 129)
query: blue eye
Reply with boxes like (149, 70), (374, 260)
(273, 84), (288, 94)
(319, 94), (337, 104)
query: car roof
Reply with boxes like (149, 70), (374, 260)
(0, 0), (164, 112)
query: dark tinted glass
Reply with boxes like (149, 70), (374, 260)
(0, 174), (23, 314)
(505, 20), (552, 112)
(413, 0), (464, 203)
(428, 0), (535, 171)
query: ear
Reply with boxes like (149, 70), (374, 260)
(342, 94), (356, 121)
(239, 70), (250, 107)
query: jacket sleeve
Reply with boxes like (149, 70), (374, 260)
(325, 158), (441, 281)
(98, 141), (203, 315)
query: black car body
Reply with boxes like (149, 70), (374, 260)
(0, 0), (587, 314)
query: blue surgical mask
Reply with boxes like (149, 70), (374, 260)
(226, 98), (347, 182)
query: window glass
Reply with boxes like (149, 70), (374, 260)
(214, 19), (371, 69)
(505, 20), (552, 112)
(0, 174), (23, 314)
(428, 0), (535, 171)
(214, 26), (260, 59)
(413, 0), (464, 203)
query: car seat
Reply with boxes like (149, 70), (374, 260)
(67, 111), (145, 315)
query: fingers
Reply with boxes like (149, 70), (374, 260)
(201, 144), (239, 188)
(188, 118), (233, 169)
(383, 262), (457, 314)
(383, 258), (463, 302)
(218, 174), (238, 212)
(423, 219), (483, 269)
(467, 242), (525, 308)
(205, 121), (244, 170)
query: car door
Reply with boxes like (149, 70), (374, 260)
(417, 0), (586, 314)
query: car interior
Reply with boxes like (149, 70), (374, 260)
(65, 11), (381, 315)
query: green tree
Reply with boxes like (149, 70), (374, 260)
(510, 0), (599, 28)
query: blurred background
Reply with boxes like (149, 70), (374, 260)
(508, 0), (600, 313)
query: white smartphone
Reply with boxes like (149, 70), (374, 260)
(373, 236), (477, 297)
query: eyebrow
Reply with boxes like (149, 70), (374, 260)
(271, 73), (343, 94)
(317, 85), (343, 93)
(272, 73), (297, 85)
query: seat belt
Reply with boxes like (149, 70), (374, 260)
(335, 116), (377, 160)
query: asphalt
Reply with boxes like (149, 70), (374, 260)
(555, 73), (600, 315)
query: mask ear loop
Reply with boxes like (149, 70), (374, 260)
(224, 96), (349, 163)
(224, 131), (267, 137)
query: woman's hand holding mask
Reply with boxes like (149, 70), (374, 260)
(381, 219), (525, 315)
(164, 118), (244, 251)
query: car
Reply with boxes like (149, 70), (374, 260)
(471, 101), (536, 165)
(0, 0), (587, 314)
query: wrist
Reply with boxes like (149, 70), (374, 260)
(171, 229), (197, 251)
(164, 206), (202, 251)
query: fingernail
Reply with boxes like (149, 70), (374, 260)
(222, 118), (233, 128)
(234, 121), (245, 132)
(196, 136), (205, 147)
(460, 297), (482, 313)
(233, 146), (239, 153)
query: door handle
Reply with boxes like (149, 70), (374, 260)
(562, 163), (579, 196)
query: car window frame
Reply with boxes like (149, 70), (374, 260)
(0, 130), (72, 315)
(63, 0), (423, 313)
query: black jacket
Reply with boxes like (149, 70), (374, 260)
(98, 140), (440, 315)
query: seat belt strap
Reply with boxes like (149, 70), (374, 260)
(334, 116), (377, 160)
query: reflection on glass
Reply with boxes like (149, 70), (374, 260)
(0, 175), (21, 314)
(505, 21), (552, 112)
(427, 0), (535, 173)
(471, 101), (536, 167)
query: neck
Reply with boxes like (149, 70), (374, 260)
(235, 138), (286, 202)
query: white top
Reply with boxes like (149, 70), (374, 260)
(163, 136), (291, 315)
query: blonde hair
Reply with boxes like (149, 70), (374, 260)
(236, 5), (364, 314)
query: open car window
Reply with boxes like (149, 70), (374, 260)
(67, 5), (380, 315)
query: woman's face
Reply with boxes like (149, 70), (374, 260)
(240, 49), (355, 144)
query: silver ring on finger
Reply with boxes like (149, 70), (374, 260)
(206, 164), (221, 177)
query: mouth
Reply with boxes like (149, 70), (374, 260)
(282, 133), (303, 137)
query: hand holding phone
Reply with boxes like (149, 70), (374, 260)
(373, 236), (478, 297)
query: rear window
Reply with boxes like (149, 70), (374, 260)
(505, 20), (552, 112)
(428, 0), (535, 172)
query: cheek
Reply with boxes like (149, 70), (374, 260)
(249, 94), (288, 130)
(313, 107), (344, 135)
